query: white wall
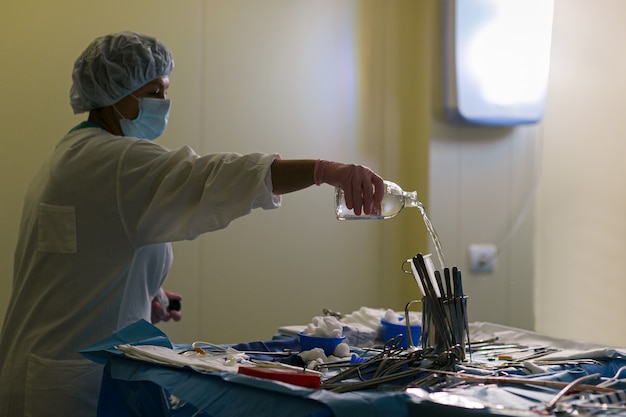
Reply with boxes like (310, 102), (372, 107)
(536, 0), (626, 347)
(429, 0), (626, 347)
(428, 4), (538, 331)
(169, 0), (387, 343)
(429, 122), (538, 330)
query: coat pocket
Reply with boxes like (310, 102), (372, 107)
(37, 203), (77, 253)
(25, 353), (102, 417)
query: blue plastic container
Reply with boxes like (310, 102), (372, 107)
(298, 332), (346, 356)
(381, 318), (421, 349)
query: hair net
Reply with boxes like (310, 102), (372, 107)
(70, 31), (174, 114)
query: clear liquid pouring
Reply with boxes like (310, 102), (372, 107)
(335, 181), (446, 269)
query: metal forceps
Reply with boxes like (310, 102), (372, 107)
(382, 333), (407, 355)
(598, 366), (626, 389)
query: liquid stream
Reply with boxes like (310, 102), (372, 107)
(417, 201), (446, 270)
(336, 190), (446, 269)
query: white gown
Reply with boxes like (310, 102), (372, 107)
(0, 124), (280, 416)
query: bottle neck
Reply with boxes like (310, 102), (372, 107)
(404, 191), (420, 208)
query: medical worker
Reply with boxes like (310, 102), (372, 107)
(0, 31), (384, 416)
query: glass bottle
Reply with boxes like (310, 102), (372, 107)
(335, 180), (420, 220)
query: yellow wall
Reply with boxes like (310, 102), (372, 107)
(0, 1), (431, 343)
(356, 0), (433, 309)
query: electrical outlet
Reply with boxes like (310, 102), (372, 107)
(469, 244), (497, 273)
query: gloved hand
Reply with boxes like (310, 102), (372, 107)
(151, 288), (183, 324)
(314, 160), (384, 215)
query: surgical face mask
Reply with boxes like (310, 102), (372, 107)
(115, 95), (171, 140)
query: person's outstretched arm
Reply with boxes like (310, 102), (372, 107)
(271, 159), (384, 216)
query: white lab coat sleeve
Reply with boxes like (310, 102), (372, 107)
(116, 141), (281, 246)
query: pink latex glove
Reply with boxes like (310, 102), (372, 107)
(151, 288), (183, 324)
(314, 159), (384, 215)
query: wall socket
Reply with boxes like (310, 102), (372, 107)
(468, 244), (497, 273)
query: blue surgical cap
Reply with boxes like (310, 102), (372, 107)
(70, 31), (174, 114)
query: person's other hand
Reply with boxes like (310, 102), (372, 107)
(315, 160), (384, 215)
(151, 288), (183, 323)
